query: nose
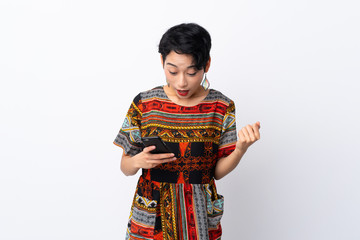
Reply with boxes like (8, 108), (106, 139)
(178, 73), (188, 88)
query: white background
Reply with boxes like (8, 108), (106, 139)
(1, 0), (359, 239)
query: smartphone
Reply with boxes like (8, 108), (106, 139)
(141, 136), (173, 154)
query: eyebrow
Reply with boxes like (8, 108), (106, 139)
(166, 63), (197, 69)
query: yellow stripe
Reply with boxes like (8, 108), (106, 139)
(170, 184), (178, 240)
(132, 101), (142, 116)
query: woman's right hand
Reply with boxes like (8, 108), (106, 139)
(133, 146), (177, 169)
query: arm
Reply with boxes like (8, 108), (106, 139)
(214, 148), (246, 180)
(120, 152), (140, 176)
(214, 121), (261, 180)
(120, 145), (177, 176)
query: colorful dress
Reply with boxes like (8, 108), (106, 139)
(113, 86), (237, 240)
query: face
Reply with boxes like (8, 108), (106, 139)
(161, 51), (210, 99)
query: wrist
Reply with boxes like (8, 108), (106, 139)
(132, 156), (141, 171)
(122, 155), (140, 176)
(234, 146), (247, 157)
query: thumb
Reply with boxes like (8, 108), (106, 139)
(256, 121), (260, 129)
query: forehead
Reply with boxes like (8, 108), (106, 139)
(164, 51), (195, 68)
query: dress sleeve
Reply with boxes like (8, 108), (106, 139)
(217, 100), (237, 159)
(113, 93), (143, 156)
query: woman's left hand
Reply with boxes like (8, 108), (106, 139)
(236, 121), (261, 152)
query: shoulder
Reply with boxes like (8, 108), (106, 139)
(132, 86), (165, 104)
(208, 88), (234, 107)
(135, 86), (166, 102)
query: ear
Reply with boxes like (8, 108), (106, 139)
(160, 54), (164, 67)
(205, 56), (211, 72)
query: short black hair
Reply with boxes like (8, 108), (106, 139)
(158, 23), (212, 70)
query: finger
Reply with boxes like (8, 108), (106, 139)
(148, 157), (177, 165)
(256, 121), (260, 129)
(241, 127), (251, 142)
(160, 157), (177, 164)
(246, 124), (256, 141)
(253, 122), (261, 140)
(151, 152), (175, 160)
(143, 145), (156, 153)
(238, 129), (246, 142)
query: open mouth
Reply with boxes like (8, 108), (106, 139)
(177, 90), (189, 96)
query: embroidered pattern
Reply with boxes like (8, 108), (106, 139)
(114, 86), (236, 239)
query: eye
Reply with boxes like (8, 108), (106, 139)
(187, 72), (197, 76)
(169, 71), (177, 75)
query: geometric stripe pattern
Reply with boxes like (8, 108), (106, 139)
(114, 86), (236, 239)
(114, 86), (237, 159)
(125, 176), (224, 240)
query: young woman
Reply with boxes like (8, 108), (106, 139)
(114, 23), (260, 240)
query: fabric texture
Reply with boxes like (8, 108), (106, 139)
(114, 86), (237, 240)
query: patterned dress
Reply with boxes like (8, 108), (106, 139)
(114, 86), (237, 240)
